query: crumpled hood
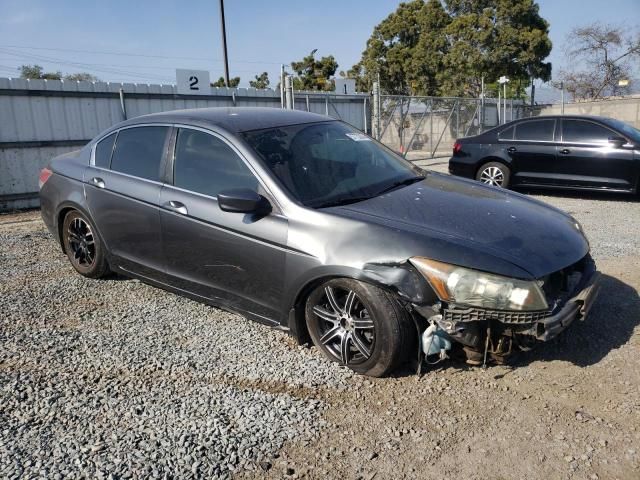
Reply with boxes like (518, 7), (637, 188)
(327, 172), (589, 279)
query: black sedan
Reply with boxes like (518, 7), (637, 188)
(449, 115), (640, 193)
(40, 107), (599, 376)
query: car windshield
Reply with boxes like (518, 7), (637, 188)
(241, 121), (423, 208)
(602, 118), (640, 143)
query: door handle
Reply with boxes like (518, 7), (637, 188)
(559, 148), (571, 155)
(90, 177), (105, 189)
(163, 200), (188, 215)
(507, 146), (517, 153)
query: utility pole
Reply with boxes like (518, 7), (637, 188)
(218, 0), (230, 87)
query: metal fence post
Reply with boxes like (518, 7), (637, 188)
(119, 88), (127, 120)
(363, 97), (368, 134)
(284, 76), (293, 110)
(372, 82), (380, 140)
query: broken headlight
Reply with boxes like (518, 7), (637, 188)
(410, 257), (548, 311)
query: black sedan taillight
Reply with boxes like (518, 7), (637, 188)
(453, 141), (462, 155)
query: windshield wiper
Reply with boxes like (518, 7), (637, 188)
(375, 175), (425, 196)
(313, 195), (375, 209)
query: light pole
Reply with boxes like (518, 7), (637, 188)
(498, 76), (510, 124)
(218, 0), (230, 87)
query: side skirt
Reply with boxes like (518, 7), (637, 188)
(113, 264), (285, 330)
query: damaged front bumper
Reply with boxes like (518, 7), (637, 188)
(412, 258), (601, 360)
(524, 269), (600, 341)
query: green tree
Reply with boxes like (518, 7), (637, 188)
(290, 50), (338, 91)
(349, 0), (451, 148)
(249, 72), (270, 89)
(64, 72), (100, 82)
(211, 76), (240, 87)
(442, 0), (551, 97)
(351, 0), (428, 96)
(19, 64), (62, 80)
(351, 0), (552, 98)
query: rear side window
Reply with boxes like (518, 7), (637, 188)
(173, 128), (258, 197)
(563, 120), (612, 144)
(94, 132), (116, 168)
(110, 126), (169, 181)
(498, 126), (514, 140)
(514, 119), (555, 141)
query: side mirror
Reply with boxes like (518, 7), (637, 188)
(608, 136), (626, 148)
(218, 188), (271, 215)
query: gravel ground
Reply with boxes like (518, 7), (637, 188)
(1, 180), (639, 479)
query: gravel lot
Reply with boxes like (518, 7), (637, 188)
(1, 173), (639, 479)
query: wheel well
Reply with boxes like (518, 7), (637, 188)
(290, 276), (338, 345)
(475, 157), (510, 177)
(57, 207), (76, 254)
(289, 272), (427, 345)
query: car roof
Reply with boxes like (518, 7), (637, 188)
(503, 114), (614, 126)
(118, 107), (333, 133)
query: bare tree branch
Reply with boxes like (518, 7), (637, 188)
(561, 23), (639, 100)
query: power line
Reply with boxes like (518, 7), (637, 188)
(0, 44), (291, 66)
(0, 49), (175, 82)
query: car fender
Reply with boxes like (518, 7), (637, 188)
(285, 261), (436, 344)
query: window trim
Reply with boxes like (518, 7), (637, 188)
(560, 118), (622, 146)
(168, 124), (280, 210)
(511, 118), (557, 143)
(90, 123), (174, 173)
(93, 131), (118, 169)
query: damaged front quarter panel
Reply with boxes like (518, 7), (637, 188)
(361, 261), (438, 305)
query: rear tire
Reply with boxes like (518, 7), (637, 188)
(305, 278), (414, 377)
(476, 161), (511, 188)
(62, 210), (110, 278)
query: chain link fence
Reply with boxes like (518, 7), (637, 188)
(372, 95), (513, 159)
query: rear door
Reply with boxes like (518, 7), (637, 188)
(558, 118), (636, 190)
(84, 125), (170, 279)
(159, 126), (287, 322)
(505, 118), (558, 186)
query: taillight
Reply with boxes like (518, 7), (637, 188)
(453, 142), (462, 154)
(39, 167), (53, 189)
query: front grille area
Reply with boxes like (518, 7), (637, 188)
(442, 307), (551, 324)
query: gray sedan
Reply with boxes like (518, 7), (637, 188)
(39, 107), (599, 376)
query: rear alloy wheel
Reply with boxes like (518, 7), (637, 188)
(305, 278), (414, 377)
(476, 161), (510, 188)
(62, 210), (110, 278)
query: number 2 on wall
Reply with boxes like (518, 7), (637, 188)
(189, 76), (199, 90)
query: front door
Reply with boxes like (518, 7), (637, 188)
(558, 118), (636, 190)
(159, 127), (287, 322)
(84, 125), (170, 279)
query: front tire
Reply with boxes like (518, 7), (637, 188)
(476, 161), (511, 188)
(62, 210), (110, 278)
(305, 278), (414, 377)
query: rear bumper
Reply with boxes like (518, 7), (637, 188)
(448, 158), (476, 178)
(531, 270), (601, 341)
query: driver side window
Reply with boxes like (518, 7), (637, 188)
(173, 128), (258, 197)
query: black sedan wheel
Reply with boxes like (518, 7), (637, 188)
(476, 161), (510, 188)
(305, 278), (413, 377)
(62, 210), (110, 278)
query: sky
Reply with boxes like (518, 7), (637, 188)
(0, 0), (638, 88)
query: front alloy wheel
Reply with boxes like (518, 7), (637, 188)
(305, 278), (414, 377)
(311, 285), (375, 365)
